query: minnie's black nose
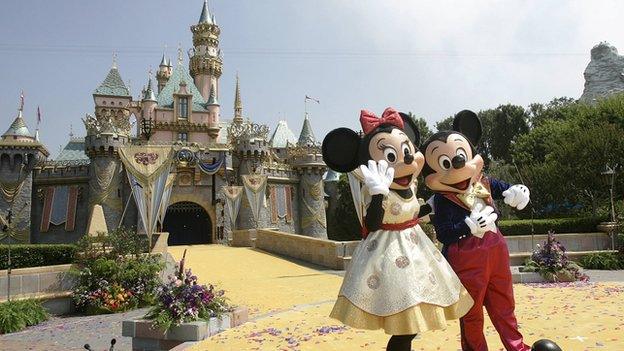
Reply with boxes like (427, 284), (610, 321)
(404, 154), (414, 164)
(452, 155), (465, 169)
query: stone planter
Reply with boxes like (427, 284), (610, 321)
(122, 306), (248, 351)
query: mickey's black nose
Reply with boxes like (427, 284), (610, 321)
(452, 155), (465, 169)
(404, 154), (414, 164)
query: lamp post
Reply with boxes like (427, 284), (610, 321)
(141, 115), (154, 141)
(3, 209), (12, 302)
(600, 164), (619, 250)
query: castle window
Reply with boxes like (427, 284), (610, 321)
(178, 97), (189, 118)
(178, 132), (189, 142)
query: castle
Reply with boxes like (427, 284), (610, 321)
(0, 0), (328, 245)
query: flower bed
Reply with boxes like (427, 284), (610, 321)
(522, 231), (588, 282)
(123, 250), (246, 350)
(71, 228), (164, 314)
(145, 251), (229, 330)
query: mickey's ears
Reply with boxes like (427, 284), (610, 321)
(321, 128), (361, 173)
(453, 110), (482, 146)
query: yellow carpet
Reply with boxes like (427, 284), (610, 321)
(169, 245), (624, 351)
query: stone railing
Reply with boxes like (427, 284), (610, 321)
(254, 229), (360, 270)
(0, 264), (75, 314)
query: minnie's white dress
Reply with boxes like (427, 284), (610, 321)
(330, 185), (473, 335)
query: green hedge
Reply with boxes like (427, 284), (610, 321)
(498, 217), (605, 236)
(0, 244), (77, 270)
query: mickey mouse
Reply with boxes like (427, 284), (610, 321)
(421, 110), (561, 351)
(324, 107), (474, 351)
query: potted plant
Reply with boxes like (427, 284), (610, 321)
(122, 251), (247, 350)
(522, 231), (588, 283)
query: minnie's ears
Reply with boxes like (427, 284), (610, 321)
(322, 128), (361, 173)
(399, 112), (421, 146)
(453, 110), (482, 146)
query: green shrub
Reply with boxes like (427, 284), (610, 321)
(0, 299), (49, 334)
(578, 252), (624, 270)
(498, 217), (604, 236)
(0, 244), (77, 270)
(74, 227), (148, 264)
(71, 227), (163, 315)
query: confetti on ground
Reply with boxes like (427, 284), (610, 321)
(168, 245), (624, 351)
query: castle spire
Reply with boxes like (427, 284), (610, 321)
(297, 113), (317, 147)
(233, 73), (243, 123)
(143, 70), (157, 101)
(207, 82), (219, 105)
(2, 93), (34, 141)
(198, 0), (213, 24)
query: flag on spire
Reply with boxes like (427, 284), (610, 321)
(37, 106), (42, 125)
(305, 95), (320, 104)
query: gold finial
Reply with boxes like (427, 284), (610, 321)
(177, 43), (183, 65)
(18, 90), (24, 112)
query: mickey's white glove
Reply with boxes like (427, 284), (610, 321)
(502, 184), (530, 210)
(464, 203), (498, 238)
(359, 160), (394, 196)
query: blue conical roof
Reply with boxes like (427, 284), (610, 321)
(198, 0), (213, 24)
(94, 67), (130, 97)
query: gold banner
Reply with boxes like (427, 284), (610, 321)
(118, 145), (174, 185)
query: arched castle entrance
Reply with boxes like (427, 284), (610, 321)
(163, 201), (212, 245)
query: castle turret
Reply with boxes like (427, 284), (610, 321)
(0, 96), (49, 243)
(290, 114), (327, 239)
(189, 0), (223, 101)
(156, 53), (172, 93)
(84, 59), (133, 230)
(233, 74), (243, 124)
(206, 82), (220, 123)
(141, 73), (157, 130)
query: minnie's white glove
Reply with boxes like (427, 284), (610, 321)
(359, 160), (394, 196)
(464, 203), (498, 238)
(502, 184), (530, 210)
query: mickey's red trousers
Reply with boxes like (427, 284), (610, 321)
(446, 230), (530, 351)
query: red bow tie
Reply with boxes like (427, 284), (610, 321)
(360, 107), (404, 135)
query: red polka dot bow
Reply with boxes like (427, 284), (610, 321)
(359, 107), (404, 135)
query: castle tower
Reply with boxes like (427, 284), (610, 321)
(141, 73), (157, 130)
(156, 53), (172, 93)
(206, 82), (220, 122)
(233, 74), (243, 124)
(0, 97), (49, 243)
(291, 114), (327, 238)
(84, 59), (133, 230)
(189, 0), (223, 101)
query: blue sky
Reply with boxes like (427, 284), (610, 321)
(1, 0), (623, 156)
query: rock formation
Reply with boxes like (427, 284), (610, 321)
(580, 42), (624, 103)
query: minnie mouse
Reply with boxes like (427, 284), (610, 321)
(323, 107), (474, 351)
(421, 110), (561, 351)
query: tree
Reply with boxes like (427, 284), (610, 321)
(435, 116), (454, 132)
(327, 174), (361, 241)
(405, 112), (433, 143)
(488, 104), (529, 163)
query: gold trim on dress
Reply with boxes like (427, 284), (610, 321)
(330, 287), (474, 335)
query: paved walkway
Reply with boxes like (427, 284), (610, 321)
(166, 245), (624, 351)
(0, 308), (147, 350)
(1, 245), (623, 350)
